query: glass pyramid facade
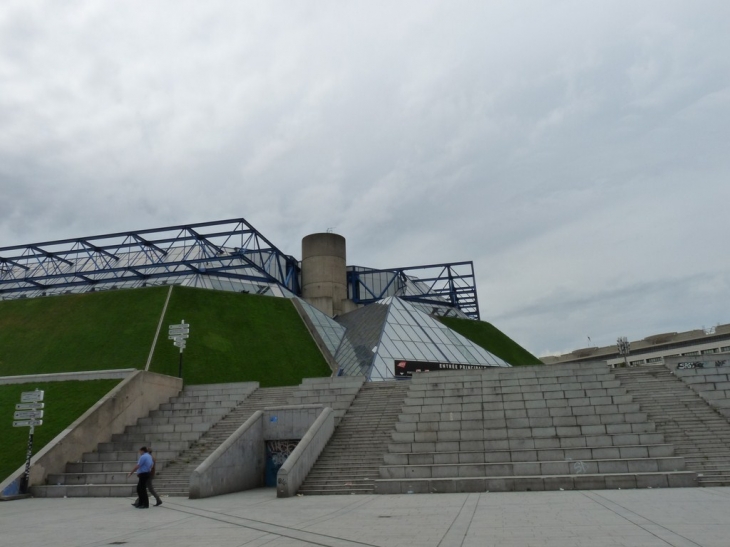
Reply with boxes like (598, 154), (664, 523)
(332, 297), (509, 381)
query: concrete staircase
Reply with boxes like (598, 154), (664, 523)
(673, 364), (730, 419)
(286, 376), (366, 424)
(31, 382), (257, 498)
(154, 386), (299, 496)
(298, 381), (410, 495)
(374, 363), (695, 494)
(613, 365), (730, 487)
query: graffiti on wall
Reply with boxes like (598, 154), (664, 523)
(266, 440), (299, 467)
(264, 439), (299, 487)
(677, 362), (704, 370)
(678, 359), (729, 370)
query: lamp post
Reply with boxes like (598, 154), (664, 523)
(617, 336), (631, 367)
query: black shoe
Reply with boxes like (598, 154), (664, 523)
(154, 500), (162, 507)
(132, 503), (139, 507)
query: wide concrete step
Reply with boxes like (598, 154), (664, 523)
(306, 467), (379, 475)
(82, 450), (178, 462)
(299, 487), (373, 495)
(151, 407), (230, 418)
(698, 479), (730, 486)
(373, 471), (697, 494)
(379, 457), (685, 479)
(684, 452), (730, 459)
(383, 443), (676, 466)
(111, 432), (201, 443)
(304, 473), (378, 481)
(170, 394), (248, 404)
(98, 441), (189, 452)
(123, 423), (213, 435)
(184, 381), (259, 391)
(388, 432), (666, 454)
(137, 415), (221, 426)
(300, 479), (375, 488)
(158, 401), (239, 411)
(30, 484), (138, 498)
(66, 461), (167, 473)
(47, 472), (139, 486)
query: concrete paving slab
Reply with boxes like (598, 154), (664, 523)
(2, 487), (730, 546)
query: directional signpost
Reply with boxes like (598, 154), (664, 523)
(12, 389), (45, 494)
(168, 320), (190, 379)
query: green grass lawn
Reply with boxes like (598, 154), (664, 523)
(148, 286), (331, 386)
(0, 379), (120, 485)
(0, 287), (169, 376)
(439, 316), (543, 366)
(0, 286), (331, 386)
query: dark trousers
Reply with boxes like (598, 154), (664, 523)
(136, 472), (151, 507)
(147, 478), (160, 502)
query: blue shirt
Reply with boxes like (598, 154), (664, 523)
(137, 452), (153, 474)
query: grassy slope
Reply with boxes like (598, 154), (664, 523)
(148, 286), (331, 386)
(0, 380), (120, 484)
(439, 316), (543, 366)
(0, 286), (331, 386)
(0, 287), (168, 376)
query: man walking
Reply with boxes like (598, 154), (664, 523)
(128, 446), (153, 509)
(131, 449), (162, 507)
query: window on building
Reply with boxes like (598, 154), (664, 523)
(646, 357), (663, 363)
(682, 351), (700, 356)
(702, 348), (718, 355)
(630, 359), (645, 365)
(720, 346), (730, 352)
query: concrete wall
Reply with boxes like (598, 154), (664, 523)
(189, 405), (328, 499)
(301, 233), (348, 316)
(189, 411), (266, 499)
(277, 407), (335, 498)
(0, 369), (137, 385)
(263, 405), (326, 440)
(0, 370), (181, 495)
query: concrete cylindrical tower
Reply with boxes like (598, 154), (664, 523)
(301, 233), (347, 316)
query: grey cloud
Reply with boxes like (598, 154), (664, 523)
(1, 1), (728, 356)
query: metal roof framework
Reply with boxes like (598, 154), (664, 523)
(0, 218), (300, 297)
(347, 261), (480, 320)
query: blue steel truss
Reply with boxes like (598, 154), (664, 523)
(0, 218), (300, 297)
(347, 261), (480, 320)
(1, 218), (482, 320)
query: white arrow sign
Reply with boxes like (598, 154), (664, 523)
(14, 410), (44, 420)
(16, 402), (44, 411)
(21, 391), (44, 403)
(13, 419), (43, 428)
(168, 334), (189, 340)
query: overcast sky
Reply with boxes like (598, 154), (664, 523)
(1, 1), (728, 357)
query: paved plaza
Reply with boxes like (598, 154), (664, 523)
(2, 487), (730, 547)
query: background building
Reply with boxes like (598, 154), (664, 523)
(542, 325), (730, 368)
